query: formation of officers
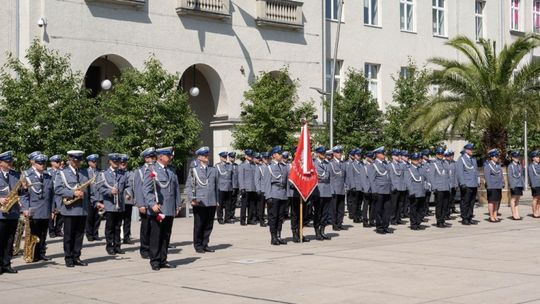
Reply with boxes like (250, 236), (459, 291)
(1, 142), (540, 274)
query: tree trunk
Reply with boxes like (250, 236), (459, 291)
(482, 126), (508, 160)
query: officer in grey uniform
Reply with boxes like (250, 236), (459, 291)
(404, 153), (427, 230)
(420, 149), (433, 217)
(313, 146), (332, 240)
(345, 149), (356, 221)
(20, 153), (55, 262)
(134, 147), (156, 259)
(329, 145), (347, 231)
(445, 150), (459, 218)
(529, 150), (540, 218)
(215, 151), (233, 225)
(389, 149), (406, 225)
(456, 143), (479, 225)
(119, 154), (135, 244)
(48, 155), (64, 238)
(186, 147), (219, 254)
(255, 152), (270, 227)
(370, 147), (393, 234)
(228, 152), (239, 223)
(484, 149), (504, 222)
(508, 151), (524, 220)
(97, 153), (127, 255)
(266, 146), (289, 245)
(85, 154), (102, 242)
(362, 151), (376, 228)
(54, 150), (91, 267)
(400, 150), (411, 218)
(430, 147), (451, 228)
(143, 147), (180, 271)
(0, 151), (21, 274)
(238, 149), (257, 225)
(346, 149), (363, 223)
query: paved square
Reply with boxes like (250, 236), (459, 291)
(2, 204), (540, 304)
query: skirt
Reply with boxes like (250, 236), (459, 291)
(487, 189), (502, 202)
(532, 187), (540, 197)
(511, 187), (523, 196)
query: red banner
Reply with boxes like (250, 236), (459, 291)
(288, 122), (318, 201)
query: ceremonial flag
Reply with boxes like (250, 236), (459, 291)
(288, 121), (318, 201)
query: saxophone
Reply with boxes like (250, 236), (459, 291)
(12, 217), (24, 255)
(63, 176), (96, 206)
(23, 216), (39, 263)
(0, 174), (24, 213)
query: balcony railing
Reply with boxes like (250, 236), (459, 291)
(176, 0), (231, 20)
(256, 0), (303, 30)
(85, 0), (146, 8)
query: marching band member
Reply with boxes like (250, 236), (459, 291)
(0, 151), (21, 274)
(134, 147), (156, 259)
(405, 153), (427, 230)
(85, 154), (102, 242)
(508, 151), (524, 220)
(457, 143), (479, 225)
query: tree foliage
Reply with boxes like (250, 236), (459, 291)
(0, 40), (102, 167)
(232, 68), (315, 152)
(101, 57), (201, 168)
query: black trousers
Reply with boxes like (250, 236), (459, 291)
(105, 212), (123, 251)
(290, 197), (308, 231)
(229, 189), (238, 220)
(63, 215), (86, 263)
(362, 193), (376, 224)
(139, 212), (151, 256)
(240, 191), (257, 223)
(123, 204), (133, 240)
(257, 192), (266, 222)
(447, 187), (457, 215)
(423, 191), (432, 216)
(313, 196), (332, 228)
(410, 196), (425, 227)
(267, 198), (287, 234)
(49, 213), (63, 236)
(460, 187), (477, 221)
(149, 215), (174, 267)
(434, 190), (450, 223)
(217, 191), (232, 221)
(390, 190), (406, 223)
(331, 194), (345, 227)
(374, 193), (392, 230)
(193, 206), (216, 250)
(0, 219), (17, 268)
(401, 191), (410, 217)
(85, 205), (101, 239)
(30, 218), (49, 259)
(347, 190), (362, 221)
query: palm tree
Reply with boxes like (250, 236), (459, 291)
(409, 34), (540, 156)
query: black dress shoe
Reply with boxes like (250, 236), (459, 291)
(195, 248), (206, 254)
(140, 254), (150, 259)
(338, 225), (348, 230)
(363, 222), (370, 228)
(168, 244), (177, 249)
(240, 222), (247, 226)
(56, 232), (64, 237)
(224, 220), (234, 224)
(384, 228), (393, 234)
(3, 266), (17, 274)
(87, 237), (95, 242)
(106, 249), (116, 256)
(203, 247), (215, 253)
(65, 260), (75, 268)
(332, 225), (340, 231)
(469, 220), (478, 225)
(49, 233), (56, 238)
(160, 262), (176, 269)
(115, 249), (126, 254)
(462, 220), (471, 225)
(151, 265), (160, 271)
(260, 222), (267, 227)
(411, 226), (418, 230)
(375, 229), (386, 234)
(123, 239), (135, 245)
(73, 259), (88, 266)
(39, 255), (52, 261)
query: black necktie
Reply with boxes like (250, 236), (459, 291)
(75, 169), (80, 184)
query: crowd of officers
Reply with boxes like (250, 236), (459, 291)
(1, 142), (540, 274)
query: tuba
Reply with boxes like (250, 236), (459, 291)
(63, 176), (96, 206)
(12, 217), (25, 255)
(0, 172), (24, 213)
(23, 215), (39, 263)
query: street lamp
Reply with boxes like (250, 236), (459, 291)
(101, 55), (112, 91)
(310, 87), (329, 126)
(190, 65), (200, 97)
(328, 0), (344, 148)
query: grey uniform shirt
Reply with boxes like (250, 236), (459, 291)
(405, 164), (426, 198)
(0, 170), (21, 220)
(329, 158), (346, 195)
(266, 160), (288, 200)
(54, 166), (91, 216)
(315, 158), (331, 198)
(231, 162), (239, 189)
(508, 161), (524, 189)
(528, 162), (540, 188)
(238, 160), (256, 192)
(389, 160), (406, 191)
(370, 159), (392, 195)
(483, 160), (504, 190)
(87, 167), (102, 206)
(456, 154), (479, 188)
(215, 161), (233, 192)
(447, 160), (458, 189)
(143, 162), (180, 217)
(133, 164), (149, 208)
(430, 158), (451, 192)
(254, 163), (265, 194)
(186, 160), (219, 207)
(98, 167), (127, 212)
(362, 161), (373, 194)
(345, 160), (362, 192)
(20, 168), (54, 219)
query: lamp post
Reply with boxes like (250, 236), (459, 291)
(524, 110), (529, 191)
(101, 55), (112, 91)
(310, 87), (330, 125)
(329, 0), (344, 148)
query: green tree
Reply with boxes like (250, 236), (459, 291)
(232, 68), (315, 152)
(0, 40), (103, 167)
(409, 35), (540, 156)
(315, 69), (383, 151)
(383, 62), (443, 151)
(101, 57), (201, 168)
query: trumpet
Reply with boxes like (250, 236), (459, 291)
(63, 176), (96, 206)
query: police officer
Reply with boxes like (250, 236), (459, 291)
(362, 151), (376, 228)
(484, 149), (504, 223)
(529, 150), (540, 218)
(215, 151), (233, 225)
(0, 151), (21, 274)
(431, 147), (451, 228)
(313, 146), (332, 240)
(238, 149), (257, 225)
(400, 150), (411, 219)
(266, 146), (288, 245)
(228, 152), (239, 223)
(370, 147), (393, 234)
(85, 154), (102, 242)
(186, 147), (218, 254)
(134, 147), (156, 259)
(389, 149), (406, 225)
(457, 143), (480, 225)
(119, 154), (134, 244)
(345, 149), (356, 221)
(445, 150), (459, 218)
(329, 145), (347, 231)
(20, 153), (54, 262)
(508, 151), (524, 220)
(48, 155), (64, 238)
(54, 150), (91, 267)
(420, 149), (433, 217)
(143, 147), (180, 271)
(404, 153), (427, 230)
(346, 149), (363, 223)
(255, 152), (270, 227)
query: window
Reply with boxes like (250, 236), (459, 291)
(326, 0), (344, 22)
(365, 63), (380, 101)
(400, 0), (414, 31)
(400, 67), (410, 79)
(364, 0), (379, 26)
(511, 0), (522, 31)
(534, 1), (540, 33)
(475, 1), (485, 41)
(432, 0), (446, 36)
(326, 59), (343, 92)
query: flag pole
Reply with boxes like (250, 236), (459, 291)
(300, 197), (303, 243)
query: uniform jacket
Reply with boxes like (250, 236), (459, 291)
(528, 162), (540, 188)
(430, 158), (451, 192)
(98, 167), (127, 212)
(370, 159), (392, 195)
(345, 160), (363, 192)
(186, 160), (218, 207)
(143, 162), (180, 216)
(0, 169), (21, 220)
(329, 158), (346, 195)
(266, 160), (288, 200)
(456, 154), (479, 188)
(405, 164), (426, 198)
(314, 158), (331, 198)
(508, 161), (525, 189)
(133, 164), (150, 208)
(215, 161), (233, 192)
(54, 166), (91, 216)
(238, 160), (256, 192)
(20, 168), (54, 219)
(389, 160), (406, 191)
(483, 160), (504, 190)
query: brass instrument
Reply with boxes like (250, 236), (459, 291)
(23, 216), (39, 263)
(63, 176), (96, 206)
(12, 217), (24, 255)
(0, 174), (24, 213)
